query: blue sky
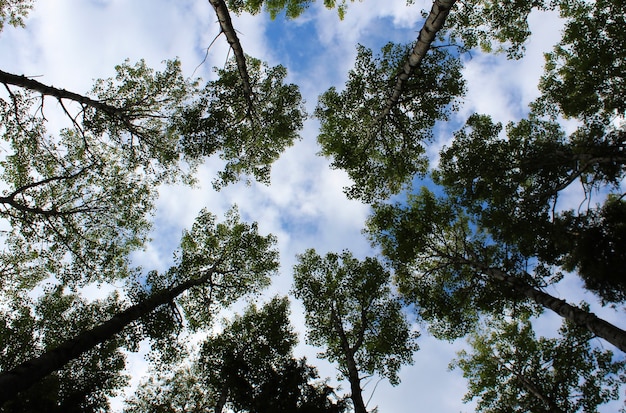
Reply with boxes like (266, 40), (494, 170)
(1, 0), (624, 411)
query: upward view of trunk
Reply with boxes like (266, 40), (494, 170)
(380, 0), (456, 119)
(208, 0), (255, 115)
(470, 259), (626, 353)
(330, 308), (367, 413)
(0, 271), (216, 404)
(344, 352), (367, 413)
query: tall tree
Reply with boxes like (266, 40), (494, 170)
(124, 297), (347, 413)
(433, 0), (626, 304)
(368, 187), (626, 352)
(0, 55), (304, 294)
(0, 287), (130, 413)
(0, 207), (279, 404)
(435, 114), (626, 303)
(292, 249), (419, 413)
(451, 312), (626, 412)
(315, 25), (464, 202)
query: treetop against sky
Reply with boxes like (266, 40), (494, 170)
(0, 0), (624, 412)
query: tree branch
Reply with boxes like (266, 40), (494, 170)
(0, 69), (127, 120)
(379, 0), (456, 120)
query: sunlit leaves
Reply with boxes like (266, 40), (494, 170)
(0, 0), (33, 31)
(0, 90), (154, 290)
(316, 42), (464, 201)
(172, 207), (278, 331)
(88, 59), (197, 179)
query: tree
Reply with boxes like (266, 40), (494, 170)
(292, 249), (419, 413)
(0, 55), (304, 295)
(451, 312), (626, 412)
(435, 114), (626, 304)
(315, 3), (464, 202)
(432, 0), (626, 304)
(0, 287), (130, 412)
(0, 207), (279, 404)
(124, 297), (347, 413)
(368, 187), (626, 352)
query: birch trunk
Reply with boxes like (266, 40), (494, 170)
(208, 0), (255, 114)
(380, 0), (456, 119)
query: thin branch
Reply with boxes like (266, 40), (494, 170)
(192, 31), (224, 78)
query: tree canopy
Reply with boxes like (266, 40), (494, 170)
(1, 0), (625, 411)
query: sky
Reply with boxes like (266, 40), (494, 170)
(0, 0), (624, 412)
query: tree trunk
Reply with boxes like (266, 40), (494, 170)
(345, 352), (367, 413)
(0, 271), (215, 404)
(330, 307), (367, 413)
(380, 0), (456, 119)
(471, 259), (626, 353)
(208, 0), (255, 115)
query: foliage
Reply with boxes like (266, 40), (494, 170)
(451, 313), (626, 412)
(435, 100), (625, 304)
(539, 0), (626, 121)
(125, 206), (279, 358)
(176, 56), (305, 188)
(226, 0), (354, 19)
(2, 0), (626, 409)
(293, 249), (419, 385)
(123, 363), (217, 413)
(125, 297), (347, 413)
(368, 187), (531, 339)
(560, 196), (626, 303)
(0, 90), (154, 291)
(443, 0), (556, 59)
(0, 0), (32, 31)
(0, 288), (129, 412)
(316, 42), (464, 201)
(0, 53), (302, 290)
(85, 59), (197, 179)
